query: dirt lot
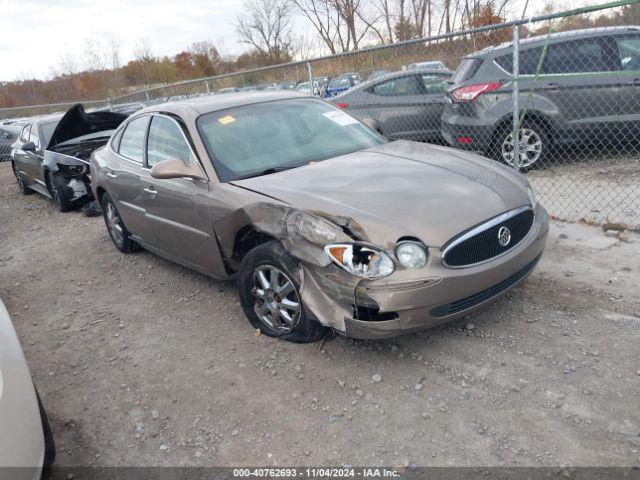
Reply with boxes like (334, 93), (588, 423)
(1, 161), (639, 467)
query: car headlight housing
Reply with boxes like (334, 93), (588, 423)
(395, 241), (428, 268)
(325, 243), (395, 279)
(527, 186), (537, 208)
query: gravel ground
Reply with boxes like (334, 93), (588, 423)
(1, 161), (639, 467)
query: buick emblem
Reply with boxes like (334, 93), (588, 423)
(498, 226), (511, 247)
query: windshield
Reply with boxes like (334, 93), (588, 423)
(197, 98), (384, 182)
(41, 120), (60, 147)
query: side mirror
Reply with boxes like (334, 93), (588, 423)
(362, 118), (382, 134)
(22, 141), (36, 152)
(150, 157), (207, 181)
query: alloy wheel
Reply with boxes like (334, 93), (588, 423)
(502, 127), (543, 169)
(251, 265), (301, 333)
(105, 202), (124, 246)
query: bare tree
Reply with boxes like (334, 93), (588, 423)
(57, 51), (79, 76)
(83, 38), (106, 72)
(105, 34), (122, 71)
(134, 37), (154, 84)
(236, 0), (294, 63)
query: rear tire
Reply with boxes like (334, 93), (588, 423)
(490, 119), (548, 172)
(238, 241), (327, 343)
(100, 192), (137, 253)
(12, 163), (33, 195)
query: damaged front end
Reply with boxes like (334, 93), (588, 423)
(215, 202), (412, 334)
(44, 104), (126, 211)
(217, 200), (548, 339)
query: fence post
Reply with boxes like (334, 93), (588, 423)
(145, 88), (151, 106)
(306, 62), (314, 95)
(511, 25), (520, 171)
(205, 81), (210, 95)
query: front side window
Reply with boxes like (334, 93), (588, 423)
(372, 75), (422, 96)
(197, 98), (384, 182)
(118, 116), (149, 162)
(616, 35), (640, 71)
(29, 125), (40, 148)
(20, 124), (31, 142)
(147, 116), (191, 167)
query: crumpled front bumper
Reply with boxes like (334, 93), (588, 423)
(300, 206), (549, 339)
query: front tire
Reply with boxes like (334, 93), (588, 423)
(238, 241), (327, 343)
(100, 192), (137, 253)
(47, 172), (74, 212)
(491, 120), (548, 171)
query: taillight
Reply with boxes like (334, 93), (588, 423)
(335, 102), (349, 109)
(451, 82), (502, 102)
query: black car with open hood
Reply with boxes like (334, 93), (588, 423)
(11, 103), (127, 211)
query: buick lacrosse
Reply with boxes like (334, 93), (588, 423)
(91, 91), (548, 342)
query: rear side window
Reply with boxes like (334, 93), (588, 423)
(616, 35), (640, 71)
(146, 116), (191, 167)
(118, 116), (149, 162)
(542, 38), (609, 73)
(450, 58), (481, 84)
(371, 75), (422, 96)
(495, 47), (545, 75)
(111, 127), (124, 152)
(421, 74), (449, 94)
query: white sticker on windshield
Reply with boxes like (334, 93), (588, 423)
(322, 110), (359, 126)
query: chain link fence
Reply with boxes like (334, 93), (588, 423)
(1, 0), (639, 227)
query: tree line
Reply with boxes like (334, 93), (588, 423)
(1, 1), (638, 108)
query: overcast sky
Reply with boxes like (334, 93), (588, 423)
(0, 0), (244, 81)
(0, 0), (607, 82)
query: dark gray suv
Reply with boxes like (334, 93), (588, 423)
(441, 26), (640, 169)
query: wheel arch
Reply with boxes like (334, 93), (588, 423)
(491, 110), (556, 146)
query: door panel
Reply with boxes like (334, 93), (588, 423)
(107, 116), (151, 239)
(615, 34), (640, 134)
(529, 37), (620, 143)
(142, 114), (220, 273)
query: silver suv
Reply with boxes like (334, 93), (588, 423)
(441, 26), (640, 169)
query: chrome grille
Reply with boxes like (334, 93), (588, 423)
(442, 206), (534, 267)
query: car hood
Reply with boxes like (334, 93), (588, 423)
(47, 103), (127, 150)
(231, 140), (531, 249)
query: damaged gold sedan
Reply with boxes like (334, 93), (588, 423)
(90, 92), (548, 342)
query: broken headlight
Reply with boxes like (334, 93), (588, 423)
(324, 243), (395, 279)
(286, 210), (343, 244)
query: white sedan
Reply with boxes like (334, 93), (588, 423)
(0, 298), (54, 477)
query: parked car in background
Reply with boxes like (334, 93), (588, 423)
(110, 102), (145, 116)
(1, 123), (23, 162)
(407, 60), (447, 70)
(11, 104), (126, 211)
(324, 74), (359, 98)
(333, 68), (452, 142)
(441, 26), (640, 170)
(216, 87), (241, 94)
(367, 70), (391, 81)
(91, 91), (547, 342)
(0, 297), (55, 474)
(296, 81), (321, 95)
(277, 80), (298, 90)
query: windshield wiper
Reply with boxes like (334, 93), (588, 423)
(235, 165), (303, 180)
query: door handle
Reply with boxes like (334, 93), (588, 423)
(106, 172), (118, 179)
(143, 187), (157, 195)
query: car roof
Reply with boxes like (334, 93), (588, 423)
(137, 91), (312, 116)
(471, 25), (640, 58)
